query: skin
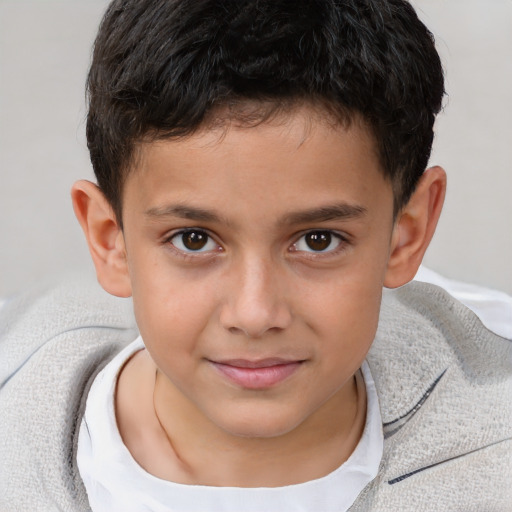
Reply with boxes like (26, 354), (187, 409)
(72, 105), (446, 487)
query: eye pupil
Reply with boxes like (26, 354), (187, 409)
(182, 231), (208, 251)
(305, 232), (331, 251)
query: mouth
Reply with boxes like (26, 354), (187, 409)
(209, 358), (305, 389)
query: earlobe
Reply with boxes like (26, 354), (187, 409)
(71, 180), (132, 297)
(384, 166), (446, 288)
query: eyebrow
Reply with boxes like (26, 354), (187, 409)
(145, 202), (367, 226)
(144, 204), (223, 223)
(282, 203), (368, 225)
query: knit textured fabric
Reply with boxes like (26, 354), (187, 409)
(0, 276), (138, 511)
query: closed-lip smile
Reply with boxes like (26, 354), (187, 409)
(209, 358), (305, 389)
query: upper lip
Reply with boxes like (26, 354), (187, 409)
(211, 358), (304, 369)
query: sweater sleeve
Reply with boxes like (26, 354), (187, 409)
(0, 274), (138, 512)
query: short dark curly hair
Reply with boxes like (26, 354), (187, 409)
(86, 0), (444, 223)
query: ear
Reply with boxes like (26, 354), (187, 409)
(71, 180), (132, 297)
(384, 166), (446, 288)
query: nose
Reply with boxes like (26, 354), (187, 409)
(219, 255), (292, 338)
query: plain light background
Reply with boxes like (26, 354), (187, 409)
(0, 0), (511, 297)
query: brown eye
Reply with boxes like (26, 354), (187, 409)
(170, 230), (217, 252)
(305, 231), (332, 251)
(182, 231), (207, 250)
(292, 230), (344, 254)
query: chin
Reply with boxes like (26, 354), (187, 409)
(215, 409), (304, 439)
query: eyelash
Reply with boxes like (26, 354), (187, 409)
(289, 230), (350, 258)
(165, 229), (222, 258)
(165, 227), (351, 261)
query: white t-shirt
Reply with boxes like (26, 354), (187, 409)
(77, 337), (384, 512)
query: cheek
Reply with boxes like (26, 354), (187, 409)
(130, 265), (219, 363)
(329, 287), (381, 344)
(302, 268), (383, 364)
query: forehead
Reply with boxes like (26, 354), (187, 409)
(124, 105), (392, 225)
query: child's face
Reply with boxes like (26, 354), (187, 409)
(120, 107), (396, 439)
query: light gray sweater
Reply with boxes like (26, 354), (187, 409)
(0, 277), (511, 511)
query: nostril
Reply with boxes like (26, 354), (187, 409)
(227, 324), (286, 338)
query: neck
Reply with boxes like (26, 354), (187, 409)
(152, 369), (366, 487)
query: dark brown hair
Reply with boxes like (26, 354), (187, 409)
(87, 0), (444, 223)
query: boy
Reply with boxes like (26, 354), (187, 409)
(1, 0), (510, 510)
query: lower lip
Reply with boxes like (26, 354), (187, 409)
(211, 361), (302, 389)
